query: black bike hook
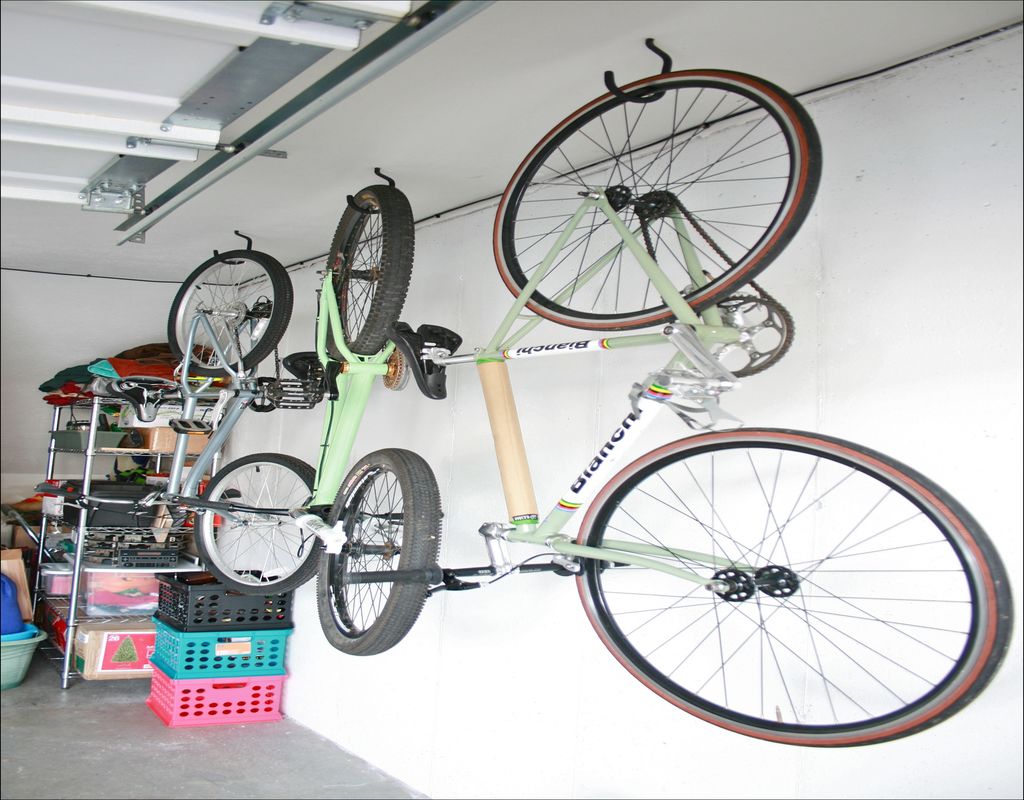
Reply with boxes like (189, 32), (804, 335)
(233, 230), (254, 250)
(604, 38), (674, 104)
(373, 167), (397, 187)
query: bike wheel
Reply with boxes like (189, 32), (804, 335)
(495, 71), (821, 330)
(577, 429), (1011, 746)
(326, 185), (414, 357)
(316, 449), (441, 655)
(194, 453), (321, 593)
(167, 249), (292, 377)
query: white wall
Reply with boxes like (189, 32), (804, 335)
(1, 28), (1018, 800)
(221, 30), (1022, 800)
(0, 271), (178, 500)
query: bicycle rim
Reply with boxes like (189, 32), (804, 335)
(495, 71), (821, 329)
(577, 429), (1010, 745)
(327, 185), (414, 357)
(197, 455), (317, 591)
(168, 250), (292, 376)
(319, 449), (440, 655)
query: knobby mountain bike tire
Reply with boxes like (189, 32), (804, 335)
(167, 249), (293, 377)
(576, 429), (1012, 746)
(326, 185), (415, 358)
(316, 448), (442, 655)
(194, 453), (321, 593)
(495, 70), (822, 330)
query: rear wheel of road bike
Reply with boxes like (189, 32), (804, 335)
(316, 448), (442, 655)
(495, 71), (822, 330)
(327, 185), (415, 358)
(576, 429), (1012, 746)
(194, 453), (321, 593)
(167, 249), (293, 377)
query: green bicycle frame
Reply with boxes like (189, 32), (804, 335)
(309, 271), (392, 508)
(307, 190), (752, 586)
(471, 191), (749, 585)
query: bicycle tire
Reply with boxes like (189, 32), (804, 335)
(495, 70), (822, 330)
(576, 429), (1012, 746)
(316, 448), (441, 655)
(326, 185), (415, 357)
(194, 453), (321, 593)
(167, 249), (293, 377)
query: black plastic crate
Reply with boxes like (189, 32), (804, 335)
(156, 573), (293, 632)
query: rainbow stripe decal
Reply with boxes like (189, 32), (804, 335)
(644, 383), (673, 400)
(557, 498), (582, 512)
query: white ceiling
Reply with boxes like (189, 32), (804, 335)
(2, 0), (1022, 282)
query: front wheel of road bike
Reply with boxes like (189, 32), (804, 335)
(576, 429), (1012, 746)
(167, 249), (293, 377)
(495, 71), (822, 330)
(316, 448), (442, 655)
(326, 185), (415, 358)
(194, 453), (321, 593)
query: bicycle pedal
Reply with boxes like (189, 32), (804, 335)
(264, 378), (325, 409)
(169, 419), (212, 434)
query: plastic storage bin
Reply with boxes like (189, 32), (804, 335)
(40, 564), (73, 596)
(150, 617), (290, 679)
(81, 571), (160, 617)
(156, 574), (293, 632)
(146, 663), (284, 726)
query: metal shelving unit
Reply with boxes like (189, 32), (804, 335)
(33, 396), (214, 688)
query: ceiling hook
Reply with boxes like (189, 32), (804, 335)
(374, 167), (397, 187)
(233, 230), (254, 250)
(604, 37), (673, 104)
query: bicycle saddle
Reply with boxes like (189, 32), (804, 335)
(282, 351), (322, 382)
(109, 377), (180, 423)
(388, 322), (462, 400)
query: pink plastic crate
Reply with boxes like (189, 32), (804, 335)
(146, 664), (284, 727)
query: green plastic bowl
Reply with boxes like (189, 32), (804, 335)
(1, 629), (46, 689)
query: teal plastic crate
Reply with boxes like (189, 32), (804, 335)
(150, 617), (290, 679)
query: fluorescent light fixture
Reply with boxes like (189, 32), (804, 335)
(2, 121), (199, 160)
(73, 1), (365, 49)
(0, 170), (88, 203)
(1, 103), (220, 146)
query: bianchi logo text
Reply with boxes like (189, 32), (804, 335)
(570, 410), (641, 494)
(507, 341), (591, 356)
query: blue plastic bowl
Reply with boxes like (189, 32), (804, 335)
(1, 623), (40, 642)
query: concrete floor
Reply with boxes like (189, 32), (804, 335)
(1, 648), (428, 800)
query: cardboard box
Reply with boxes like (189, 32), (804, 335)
(81, 571), (160, 617)
(1, 548), (33, 621)
(74, 620), (156, 680)
(134, 426), (207, 455)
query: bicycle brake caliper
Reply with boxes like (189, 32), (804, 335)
(631, 323), (742, 430)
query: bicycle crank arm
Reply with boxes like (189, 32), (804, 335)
(168, 495), (293, 518)
(343, 566), (444, 585)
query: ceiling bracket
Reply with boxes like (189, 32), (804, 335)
(80, 180), (145, 216)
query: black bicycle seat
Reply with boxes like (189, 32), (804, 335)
(282, 351), (323, 381)
(388, 322), (462, 400)
(109, 377), (180, 423)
